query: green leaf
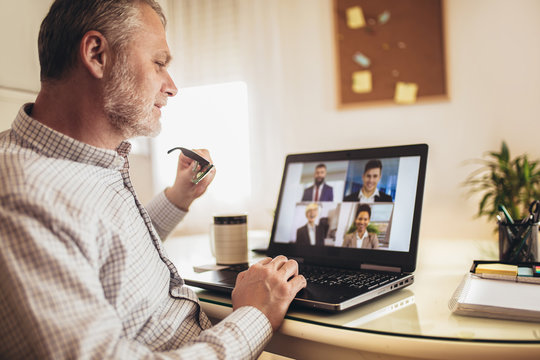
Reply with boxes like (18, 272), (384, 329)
(500, 141), (510, 163)
(462, 140), (540, 226)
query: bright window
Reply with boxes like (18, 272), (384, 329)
(151, 81), (251, 210)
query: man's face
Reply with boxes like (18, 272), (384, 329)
(362, 167), (381, 193)
(314, 167), (327, 186)
(103, 3), (177, 139)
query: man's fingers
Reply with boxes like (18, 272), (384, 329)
(257, 257), (272, 266)
(279, 260), (299, 279)
(288, 274), (307, 292)
(268, 255), (288, 269)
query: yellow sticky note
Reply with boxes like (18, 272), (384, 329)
(346, 6), (366, 29)
(394, 82), (418, 104)
(352, 70), (372, 93)
(476, 263), (518, 276)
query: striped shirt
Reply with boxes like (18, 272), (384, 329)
(0, 104), (272, 359)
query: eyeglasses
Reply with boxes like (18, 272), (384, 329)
(167, 147), (214, 184)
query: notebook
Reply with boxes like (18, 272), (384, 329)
(449, 273), (540, 322)
(184, 144), (428, 311)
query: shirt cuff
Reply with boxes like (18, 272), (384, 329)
(211, 306), (273, 359)
(145, 190), (187, 240)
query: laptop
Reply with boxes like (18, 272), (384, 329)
(184, 144), (428, 311)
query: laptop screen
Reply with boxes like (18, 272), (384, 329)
(267, 144), (428, 272)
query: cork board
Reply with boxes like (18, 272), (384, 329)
(334, 0), (447, 107)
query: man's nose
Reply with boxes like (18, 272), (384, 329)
(164, 71), (178, 97)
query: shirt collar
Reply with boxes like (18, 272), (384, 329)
(12, 103), (131, 170)
(359, 188), (380, 200)
(355, 231), (369, 241)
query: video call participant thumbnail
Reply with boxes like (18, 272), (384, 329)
(302, 163), (334, 202)
(342, 204), (379, 249)
(343, 159), (392, 203)
(296, 203), (328, 246)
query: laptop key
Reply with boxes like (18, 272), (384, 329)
(298, 264), (402, 291)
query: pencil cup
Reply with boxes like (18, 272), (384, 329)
(498, 221), (538, 262)
(210, 215), (249, 265)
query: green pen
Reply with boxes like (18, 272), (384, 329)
(510, 225), (533, 262)
(498, 204), (514, 224)
(498, 204), (521, 239)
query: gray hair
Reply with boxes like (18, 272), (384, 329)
(38, 0), (166, 82)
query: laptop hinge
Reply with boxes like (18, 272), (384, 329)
(361, 263), (401, 273)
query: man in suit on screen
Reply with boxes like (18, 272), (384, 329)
(344, 159), (393, 203)
(301, 163), (333, 202)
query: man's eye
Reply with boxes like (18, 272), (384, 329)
(155, 61), (165, 68)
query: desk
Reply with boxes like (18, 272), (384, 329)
(163, 232), (540, 360)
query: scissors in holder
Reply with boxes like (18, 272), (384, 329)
(529, 200), (540, 223)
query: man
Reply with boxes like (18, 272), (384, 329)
(0, 1), (306, 359)
(295, 203), (328, 246)
(301, 163), (334, 202)
(343, 159), (393, 202)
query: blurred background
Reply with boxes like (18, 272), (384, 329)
(1, 0), (539, 242)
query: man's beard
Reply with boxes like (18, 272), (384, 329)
(103, 52), (162, 139)
(315, 178), (324, 186)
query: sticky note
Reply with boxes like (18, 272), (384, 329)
(475, 263), (518, 276)
(352, 70), (372, 93)
(394, 82), (418, 104)
(346, 6), (366, 29)
(518, 267), (534, 277)
(353, 52), (371, 68)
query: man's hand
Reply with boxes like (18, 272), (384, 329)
(231, 256), (307, 331)
(165, 148), (216, 211)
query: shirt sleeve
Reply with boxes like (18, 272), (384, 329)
(146, 190), (187, 240)
(0, 195), (271, 360)
(184, 307), (272, 359)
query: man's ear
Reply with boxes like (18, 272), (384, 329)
(79, 30), (109, 79)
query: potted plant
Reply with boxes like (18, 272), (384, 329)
(464, 141), (540, 224)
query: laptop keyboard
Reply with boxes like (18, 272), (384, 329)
(225, 263), (402, 291)
(300, 264), (401, 290)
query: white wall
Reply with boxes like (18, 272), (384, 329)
(1, 0), (539, 242)
(0, 0), (51, 129)
(262, 0), (540, 241)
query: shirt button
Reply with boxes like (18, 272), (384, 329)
(113, 157), (125, 168)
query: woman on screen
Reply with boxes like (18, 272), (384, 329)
(342, 204), (379, 249)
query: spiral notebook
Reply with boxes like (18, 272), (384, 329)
(449, 273), (540, 322)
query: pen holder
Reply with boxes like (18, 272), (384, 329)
(498, 221), (539, 263)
